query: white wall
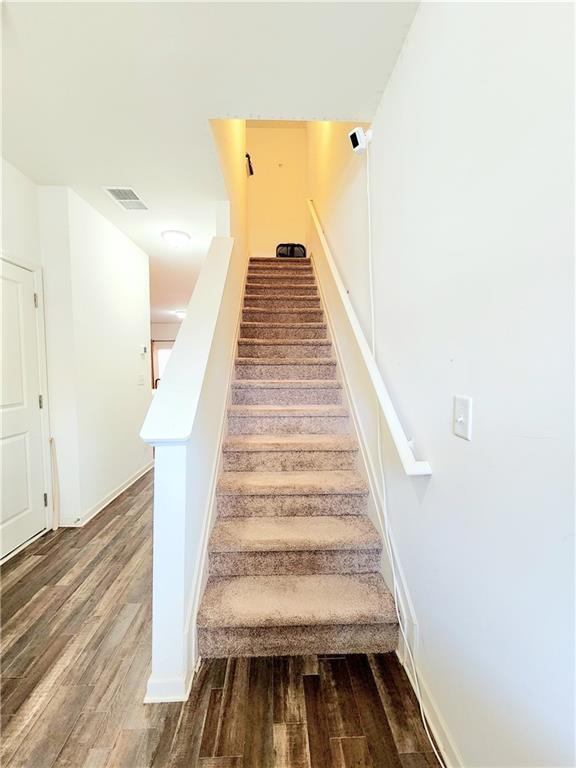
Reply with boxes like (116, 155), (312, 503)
(2, 159), (41, 266)
(247, 122), (307, 257)
(67, 191), (152, 518)
(36, 187), (153, 525)
(307, 4), (574, 767)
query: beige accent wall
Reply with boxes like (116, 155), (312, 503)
(247, 121), (307, 258)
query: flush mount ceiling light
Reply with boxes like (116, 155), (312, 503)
(172, 310), (187, 320)
(162, 230), (191, 248)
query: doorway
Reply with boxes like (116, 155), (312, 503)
(151, 340), (174, 389)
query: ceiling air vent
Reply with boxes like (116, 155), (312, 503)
(106, 187), (148, 210)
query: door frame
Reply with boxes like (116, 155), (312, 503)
(1, 251), (54, 562)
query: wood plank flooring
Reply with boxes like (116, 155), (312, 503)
(0, 470), (440, 768)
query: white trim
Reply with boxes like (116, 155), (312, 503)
(144, 654), (201, 704)
(395, 649), (464, 768)
(307, 200), (431, 476)
(32, 269), (55, 533)
(65, 461), (154, 528)
(0, 250), (41, 273)
(143, 673), (195, 704)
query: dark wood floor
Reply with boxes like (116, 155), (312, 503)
(1, 470), (439, 768)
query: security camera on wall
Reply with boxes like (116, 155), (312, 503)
(349, 127), (373, 154)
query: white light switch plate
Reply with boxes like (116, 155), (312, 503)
(453, 395), (473, 440)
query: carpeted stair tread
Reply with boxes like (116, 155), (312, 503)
(246, 275), (316, 282)
(228, 404), (348, 418)
(238, 338), (331, 347)
(197, 573), (395, 628)
(235, 357), (336, 366)
(223, 434), (357, 452)
(247, 264), (314, 277)
(244, 297), (321, 310)
(245, 294), (319, 300)
(232, 379), (341, 390)
(217, 469), (367, 496)
(240, 322), (327, 330)
(242, 308), (324, 319)
(245, 282), (318, 289)
(230, 380), (343, 408)
(209, 515), (380, 553)
(249, 257), (311, 264)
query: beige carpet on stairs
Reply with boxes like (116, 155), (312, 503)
(197, 256), (398, 657)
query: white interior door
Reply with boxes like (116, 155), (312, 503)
(1, 260), (47, 558)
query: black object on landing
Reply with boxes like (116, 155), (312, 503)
(276, 243), (307, 259)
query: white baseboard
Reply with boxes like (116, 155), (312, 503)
(144, 667), (196, 703)
(62, 461), (154, 528)
(396, 649), (464, 768)
(144, 645), (202, 704)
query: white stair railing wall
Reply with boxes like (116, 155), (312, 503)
(140, 236), (247, 702)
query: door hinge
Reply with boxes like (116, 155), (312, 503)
(34, 292), (39, 308)
(38, 394), (43, 409)
(43, 493), (48, 507)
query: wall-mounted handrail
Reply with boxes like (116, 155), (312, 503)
(308, 199), (431, 477)
(141, 236), (234, 446)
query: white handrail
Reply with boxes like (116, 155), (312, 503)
(141, 236), (234, 445)
(308, 200), (431, 476)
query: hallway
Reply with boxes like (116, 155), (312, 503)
(0, 472), (438, 767)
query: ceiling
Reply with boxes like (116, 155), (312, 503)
(3, 2), (418, 322)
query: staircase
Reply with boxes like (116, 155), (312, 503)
(197, 257), (398, 657)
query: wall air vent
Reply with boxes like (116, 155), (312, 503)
(105, 187), (148, 210)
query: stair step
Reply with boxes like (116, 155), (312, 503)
(218, 468), (366, 495)
(237, 339), (332, 359)
(231, 379), (342, 406)
(240, 322), (327, 340)
(208, 515), (381, 576)
(245, 283), (318, 295)
(249, 257), (311, 266)
(194, 250), (394, 660)
(223, 433), (357, 451)
(222, 433), (357, 470)
(227, 403), (349, 435)
(235, 357), (336, 380)
(243, 308), (324, 323)
(248, 266), (314, 276)
(244, 295), (321, 309)
(246, 273), (316, 284)
(217, 469), (368, 516)
(197, 573), (397, 657)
